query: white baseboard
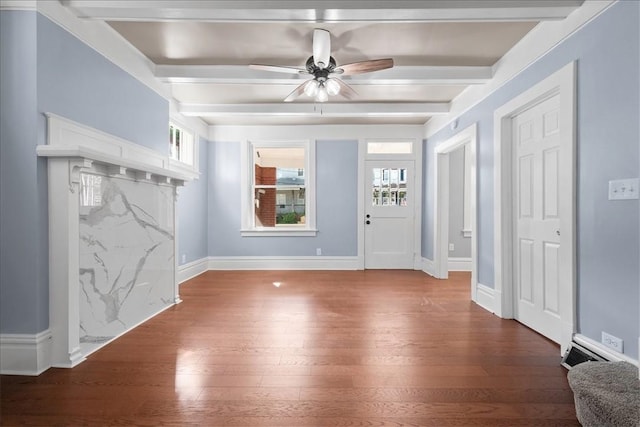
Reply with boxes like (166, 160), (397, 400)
(474, 283), (496, 314)
(208, 256), (359, 270)
(177, 257), (209, 284)
(448, 257), (472, 272)
(421, 257), (436, 277)
(0, 329), (52, 376)
(573, 334), (639, 366)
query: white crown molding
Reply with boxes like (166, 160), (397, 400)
(424, 0), (615, 138)
(61, 1), (582, 23)
(32, 1), (170, 100)
(169, 99), (209, 139)
(208, 256), (359, 270)
(0, 1), (36, 10)
(0, 330), (52, 376)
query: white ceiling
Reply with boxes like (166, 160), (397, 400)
(62, 1), (584, 126)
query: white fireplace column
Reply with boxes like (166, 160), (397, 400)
(46, 157), (93, 367)
(37, 114), (196, 368)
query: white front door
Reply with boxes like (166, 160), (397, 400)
(364, 160), (414, 269)
(513, 94), (562, 343)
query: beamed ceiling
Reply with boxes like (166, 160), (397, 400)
(61, 1), (585, 126)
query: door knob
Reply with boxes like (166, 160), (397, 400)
(366, 220), (371, 225)
(366, 214), (371, 218)
(556, 230), (560, 236)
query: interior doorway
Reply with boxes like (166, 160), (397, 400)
(433, 124), (478, 298)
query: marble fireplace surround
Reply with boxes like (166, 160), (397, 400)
(37, 114), (197, 368)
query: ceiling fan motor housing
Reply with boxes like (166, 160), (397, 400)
(306, 56), (337, 82)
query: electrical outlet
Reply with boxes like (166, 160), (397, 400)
(316, 248), (322, 256)
(449, 243), (455, 252)
(602, 332), (623, 353)
(181, 254), (186, 263)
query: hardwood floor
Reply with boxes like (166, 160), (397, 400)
(1, 270), (579, 426)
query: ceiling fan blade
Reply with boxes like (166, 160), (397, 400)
(284, 80), (309, 102)
(336, 58), (394, 76)
(334, 78), (358, 100)
(312, 29), (331, 69)
(249, 64), (308, 74)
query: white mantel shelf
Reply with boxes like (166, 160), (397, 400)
(36, 144), (192, 185)
(37, 113), (199, 183)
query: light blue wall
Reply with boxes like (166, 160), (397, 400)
(208, 139), (358, 256)
(177, 136), (209, 265)
(0, 11), (170, 334)
(448, 146), (471, 258)
(36, 14), (168, 153)
(423, 1), (639, 359)
(0, 11), (45, 334)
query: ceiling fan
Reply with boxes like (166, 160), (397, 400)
(249, 29), (394, 103)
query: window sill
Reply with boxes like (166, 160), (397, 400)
(241, 228), (318, 237)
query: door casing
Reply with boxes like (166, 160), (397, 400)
(493, 61), (576, 355)
(433, 124), (478, 297)
(358, 139), (422, 270)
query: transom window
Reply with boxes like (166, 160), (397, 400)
(242, 141), (316, 236)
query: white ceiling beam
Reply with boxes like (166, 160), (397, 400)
(179, 102), (449, 117)
(156, 65), (492, 85)
(63, 1), (583, 23)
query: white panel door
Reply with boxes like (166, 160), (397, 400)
(513, 94), (562, 343)
(365, 160), (414, 269)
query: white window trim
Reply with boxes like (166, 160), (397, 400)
(240, 140), (317, 237)
(462, 143), (472, 238)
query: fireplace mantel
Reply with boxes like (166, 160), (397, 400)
(37, 114), (194, 368)
(37, 113), (197, 184)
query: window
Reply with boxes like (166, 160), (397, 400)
(242, 141), (316, 236)
(367, 141), (413, 154)
(169, 122), (195, 166)
(371, 167), (408, 206)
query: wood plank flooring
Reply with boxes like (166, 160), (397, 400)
(0, 270), (579, 426)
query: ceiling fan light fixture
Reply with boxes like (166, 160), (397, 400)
(250, 29), (393, 103)
(303, 79), (319, 97)
(325, 78), (340, 96)
(315, 84), (329, 103)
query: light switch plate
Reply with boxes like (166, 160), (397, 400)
(608, 178), (639, 200)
